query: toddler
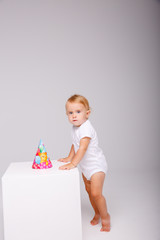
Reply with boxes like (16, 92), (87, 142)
(59, 94), (110, 232)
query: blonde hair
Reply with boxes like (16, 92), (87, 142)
(66, 94), (91, 111)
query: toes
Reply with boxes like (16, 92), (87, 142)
(90, 220), (99, 226)
(90, 216), (100, 226)
(100, 224), (111, 232)
(100, 227), (110, 232)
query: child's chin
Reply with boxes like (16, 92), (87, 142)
(73, 122), (80, 127)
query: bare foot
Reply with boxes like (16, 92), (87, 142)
(100, 213), (111, 232)
(90, 214), (100, 226)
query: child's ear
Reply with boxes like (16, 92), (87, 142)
(86, 109), (91, 118)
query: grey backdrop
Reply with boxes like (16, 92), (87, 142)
(0, 0), (160, 239)
(0, 0), (159, 177)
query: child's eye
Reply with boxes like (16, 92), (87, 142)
(77, 111), (80, 113)
(69, 112), (73, 114)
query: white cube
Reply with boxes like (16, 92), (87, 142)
(2, 161), (82, 240)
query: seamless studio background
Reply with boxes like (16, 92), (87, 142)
(0, 0), (160, 240)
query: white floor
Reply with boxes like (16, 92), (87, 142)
(0, 169), (160, 240)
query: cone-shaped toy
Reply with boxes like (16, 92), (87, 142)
(32, 139), (52, 169)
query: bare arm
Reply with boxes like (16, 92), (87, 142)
(68, 144), (75, 161)
(59, 137), (90, 170)
(71, 138), (90, 166)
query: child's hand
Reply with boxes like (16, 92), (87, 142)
(58, 157), (70, 163)
(59, 162), (75, 170)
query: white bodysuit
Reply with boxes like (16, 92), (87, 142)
(71, 120), (108, 180)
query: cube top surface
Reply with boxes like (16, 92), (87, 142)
(2, 160), (78, 179)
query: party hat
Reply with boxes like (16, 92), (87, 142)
(32, 139), (52, 169)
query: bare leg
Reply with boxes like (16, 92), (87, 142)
(90, 172), (110, 232)
(82, 174), (100, 225)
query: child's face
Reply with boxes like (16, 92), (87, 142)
(66, 102), (90, 127)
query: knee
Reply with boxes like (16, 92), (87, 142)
(91, 190), (103, 201)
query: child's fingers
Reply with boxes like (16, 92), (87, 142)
(58, 158), (63, 162)
(58, 158), (70, 163)
(59, 163), (74, 170)
(59, 165), (69, 170)
(58, 158), (66, 162)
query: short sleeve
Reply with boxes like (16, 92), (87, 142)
(78, 121), (93, 140)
